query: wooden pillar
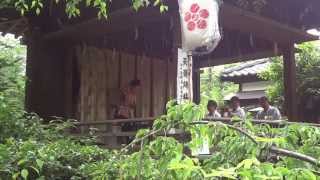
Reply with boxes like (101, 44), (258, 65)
(64, 48), (74, 119)
(171, 14), (182, 102)
(193, 61), (201, 104)
(25, 28), (67, 119)
(283, 43), (298, 121)
(25, 29), (38, 113)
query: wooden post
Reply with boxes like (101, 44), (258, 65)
(193, 61), (201, 104)
(171, 14), (184, 103)
(283, 43), (298, 121)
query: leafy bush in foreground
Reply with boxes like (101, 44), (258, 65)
(1, 101), (320, 179)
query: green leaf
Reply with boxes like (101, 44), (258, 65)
(275, 167), (289, 176)
(38, 2), (43, 8)
(301, 170), (316, 180)
(94, 0), (100, 7)
(153, 0), (160, 6)
(36, 8), (40, 15)
(86, 0), (92, 6)
(12, 172), (20, 179)
(237, 158), (260, 169)
(17, 159), (26, 166)
(133, 0), (144, 11)
(262, 163), (273, 176)
(23, 3), (28, 10)
(36, 159), (44, 169)
(205, 168), (237, 179)
(31, 1), (36, 8)
(36, 176), (45, 180)
(21, 169), (28, 180)
(135, 129), (149, 139)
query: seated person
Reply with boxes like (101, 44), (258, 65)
(229, 96), (246, 119)
(221, 106), (230, 117)
(206, 100), (221, 118)
(114, 79), (141, 144)
(115, 79), (141, 133)
(115, 79), (141, 119)
(256, 96), (281, 120)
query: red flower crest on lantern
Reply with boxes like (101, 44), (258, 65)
(184, 3), (210, 31)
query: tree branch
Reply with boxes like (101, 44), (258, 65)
(192, 121), (320, 168)
(202, 118), (320, 127)
(269, 146), (320, 167)
(120, 127), (163, 153)
(119, 120), (320, 168)
(227, 125), (320, 168)
(225, 124), (258, 145)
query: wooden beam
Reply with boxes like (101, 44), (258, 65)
(0, 18), (28, 36)
(220, 4), (318, 44)
(0, 8), (20, 20)
(16, 25), (29, 37)
(43, 3), (317, 44)
(3, 18), (24, 35)
(0, 18), (22, 26)
(283, 43), (298, 122)
(43, 7), (170, 41)
(196, 50), (279, 68)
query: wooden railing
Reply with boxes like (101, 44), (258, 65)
(73, 117), (320, 148)
(73, 117), (155, 148)
(75, 117), (155, 126)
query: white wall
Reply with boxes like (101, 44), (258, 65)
(242, 81), (271, 91)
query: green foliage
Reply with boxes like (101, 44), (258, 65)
(200, 67), (238, 106)
(1, 99), (320, 179)
(0, 35), (25, 107)
(0, 131), (117, 179)
(0, 0), (168, 19)
(296, 43), (320, 97)
(260, 42), (320, 105)
(259, 57), (284, 104)
(0, 0), (271, 20)
(0, 35), (27, 143)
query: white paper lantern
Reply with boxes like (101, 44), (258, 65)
(179, 0), (221, 55)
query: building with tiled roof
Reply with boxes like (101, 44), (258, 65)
(221, 59), (271, 109)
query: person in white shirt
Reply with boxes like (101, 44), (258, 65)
(206, 100), (221, 118)
(256, 96), (281, 120)
(229, 96), (246, 119)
